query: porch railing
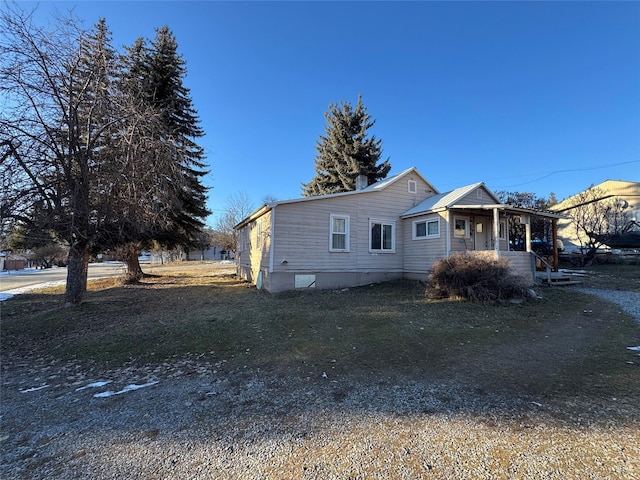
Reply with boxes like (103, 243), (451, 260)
(531, 251), (553, 285)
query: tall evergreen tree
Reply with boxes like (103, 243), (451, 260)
(302, 95), (390, 196)
(99, 27), (210, 277)
(141, 26), (209, 245)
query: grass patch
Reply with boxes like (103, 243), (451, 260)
(2, 267), (639, 401)
(573, 264), (640, 292)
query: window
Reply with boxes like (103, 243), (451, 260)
(413, 217), (440, 239)
(369, 219), (395, 252)
(239, 229), (248, 251)
(499, 221), (507, 240)
(477, 188), (484, 199)
(408, 179), (417, 194)
(330, 214), (350, 251)
(253, 218), (267, 249)
(454, 216), (470, 238)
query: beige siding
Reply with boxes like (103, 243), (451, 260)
(271, 175), (436, 278)
(402, 212), (447, 278)
(465, 251), (535, 285)
(457, 186), (496, 206)
(499, 251), (534, 284)
(236, 210), (272, 285)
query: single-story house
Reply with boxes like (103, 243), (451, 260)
(235, 167), (564, 293)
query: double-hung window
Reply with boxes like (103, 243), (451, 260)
(330, 214), (349, 252)
(454, 216), (470, 238)
(499, 220), (507, 240)
(369, 219), (395, 252)
(413, 217), (440, 239)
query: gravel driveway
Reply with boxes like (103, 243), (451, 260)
(3, 354), (639, 480)
(572, 287), (640, 323)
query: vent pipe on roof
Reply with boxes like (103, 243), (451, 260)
(355, 174), (368, 190)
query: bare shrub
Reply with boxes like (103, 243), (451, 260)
(427, 254), (530, 303)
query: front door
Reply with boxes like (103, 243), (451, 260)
(474, 218), (490, 250)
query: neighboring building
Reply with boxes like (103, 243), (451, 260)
(186, 245), (232, 261)
(1, 252), (27, 271)
(234, 167), (563, 293)
(551, 180), (640, 253)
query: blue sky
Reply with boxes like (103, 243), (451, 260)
(27, 1), (640, 226)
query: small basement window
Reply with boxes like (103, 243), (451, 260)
(295, 275), (316, 288)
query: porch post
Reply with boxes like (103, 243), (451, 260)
(552, 218), (559, 272)
(493, 207), (500, 254)
(445, 209), (451, 257)
(524, 214), (532, 252)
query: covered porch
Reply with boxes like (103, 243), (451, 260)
(443, 204), (566, 285)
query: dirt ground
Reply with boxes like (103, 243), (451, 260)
(1, 262), (639, 479)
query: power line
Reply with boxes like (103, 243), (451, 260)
(490, 160), (639, 189)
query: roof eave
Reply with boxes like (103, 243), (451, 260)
(234, 204), (272, 230)
(402, 204), (567, 220)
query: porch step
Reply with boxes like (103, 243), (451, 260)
(535, 272), (582, 286)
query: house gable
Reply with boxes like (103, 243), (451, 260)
(401, 182), (500, 218)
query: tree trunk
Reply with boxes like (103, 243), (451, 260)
(581, 247), (598, 267)
(65, 243), (89, 307)
(124, 251), (144, 282)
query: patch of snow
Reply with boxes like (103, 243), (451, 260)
(0, 268), (39, 276)
(75, 380), (112, 391)
(20, 385), (49, 393)
(93, 381), (159, 398)
(0, 280), (67, 302)
(627, 346), (640, 351)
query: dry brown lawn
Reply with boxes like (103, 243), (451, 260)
(1, 261), (639, 479)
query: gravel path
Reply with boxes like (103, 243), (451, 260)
(2, 357), (639, 480)
(572, 287), (640, 323)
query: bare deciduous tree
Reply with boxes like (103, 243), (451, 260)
(1, 8), (118, 304)
(213, 192), (254, 258)
(1, 6), (209, 301)
(562, 185), (632, 265)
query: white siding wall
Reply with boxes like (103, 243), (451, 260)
(402, 212), (447, 279)
(272, 176), (435, 276)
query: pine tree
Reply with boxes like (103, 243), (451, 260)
(302, 95), (390, 196)
(142, 26), (210, 243)
(106, 27), (210, 277)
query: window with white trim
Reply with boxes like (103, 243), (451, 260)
(329, 214), (350, 252)
(454, 216), (470, 238)
(413, 217), (440, 239)
(408, 179), (417, 194)
(239, 228), (248, 251)
(369, 219), (395, 252)
(499, 220), (507, 240)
